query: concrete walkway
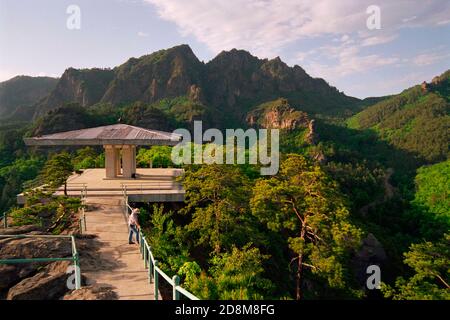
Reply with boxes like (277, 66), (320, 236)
(81, 197), (156, 300)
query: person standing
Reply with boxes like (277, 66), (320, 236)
(128, 207), (140, 244)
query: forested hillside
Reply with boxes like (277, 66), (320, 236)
(349, 70), (450, 163)
(0, 76), (58, 120)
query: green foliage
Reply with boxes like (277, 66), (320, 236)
(137, 146), (174, 168)
(40, 152), (74, 195)
(8, 193), (82, 233)
(325, 161), (385, 210)
(0, 156), (44, 212)
(72, 147), (104, 170)
(145, 205), (190, 275)
(349, 73), (450, 163)
(251, 154), (362, 298)
(181, 164), (258, 254)
(30, 103), (110, 136)
(188, 245), (275, 300)
(383, 234), (450, 300)
(413, 160), (450, 221)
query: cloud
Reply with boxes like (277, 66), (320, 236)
(413, 51), (450, 66)
(360, 34), (398, 47)
(145, 0), (450, 57)
(137, 31), (149, 37)
(305, 44), (399, 79)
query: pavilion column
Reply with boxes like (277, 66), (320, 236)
(122, 145), (135, 178)
(104, 145), (118, 179)
(115, 147), (121, 176)
(132, 145), (137, 175)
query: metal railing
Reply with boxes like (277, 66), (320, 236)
(0, 234), (82, 290)
(122, 193), (199, 300)
(0, 212), (7, 228)
(78, 187), (87, 234)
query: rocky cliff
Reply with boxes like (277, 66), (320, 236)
(32, 45), (361, 125)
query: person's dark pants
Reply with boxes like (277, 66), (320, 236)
(129, 224), (139, 243)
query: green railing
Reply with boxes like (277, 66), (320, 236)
(122, 191), (199, 300)
(0, 234), (82, 290)
(0, 212), (7, 228)
(78, 187), (87, 234)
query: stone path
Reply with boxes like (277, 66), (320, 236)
(81, 197), (157, 300)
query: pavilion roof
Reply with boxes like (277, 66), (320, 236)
(24, 124), (181, 146)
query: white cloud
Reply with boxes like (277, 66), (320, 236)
(413, 51), (450, 66)
(305, 44), (399, 79)
(137, 31), (149, 37)
(145, 0), (450, 58)
(360, 34), (398, 47)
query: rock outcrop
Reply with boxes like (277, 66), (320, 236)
(246, 98), (309, 130)
(6, 261), (72, 300)
(0, 228), (72, 293)
(62, 285), (118, 300)
(32, 45), (361, 123)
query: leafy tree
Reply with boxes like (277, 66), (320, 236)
(188, 244), (274, 300)
(251, 154), (362, 299)
(137, 146), (174, 168)
(145, 205), (190, 275)
(383, 234), (450, 300)
(413, 160), (450, 222)
(181, 164), (257, 254)
(40, 152), (74, 196)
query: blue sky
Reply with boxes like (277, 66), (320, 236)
(0, 0), (449, 98)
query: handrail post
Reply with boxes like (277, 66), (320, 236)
(172, 275), (180, 300)
(143, 238), (148, 269)
(3, 212), (7, 229)
(154, 260), (159, 300)
(148, 246), (153, 283)
(74, 252), (81, 289)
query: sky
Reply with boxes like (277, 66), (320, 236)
(0, 0), (449, 98)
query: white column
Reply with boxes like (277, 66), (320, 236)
(104, 145), (117, 179)
(122, 145), (134, 178)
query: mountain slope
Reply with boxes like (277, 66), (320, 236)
(32, 45), (361, 125)
(0, 76), (58, 120)
(349, 70), (450, 163)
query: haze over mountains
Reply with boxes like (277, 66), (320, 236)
(0, 76), (58, 120)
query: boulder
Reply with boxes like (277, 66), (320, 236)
(62, 285), (118, 300)
(6, 261), (72, 300)
(0, 232), (72, 292)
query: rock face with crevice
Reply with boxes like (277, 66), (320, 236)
(0, 228), (72, 295)
(0, 226), (103, 300)
(246, 98), (310, 130)
(6, 261), (72, 300)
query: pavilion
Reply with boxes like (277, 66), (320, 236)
(21, 124), (185, 203)
(24, 124), (181, 179)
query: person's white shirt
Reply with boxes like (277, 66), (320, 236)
(128, 208), (139, 226)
